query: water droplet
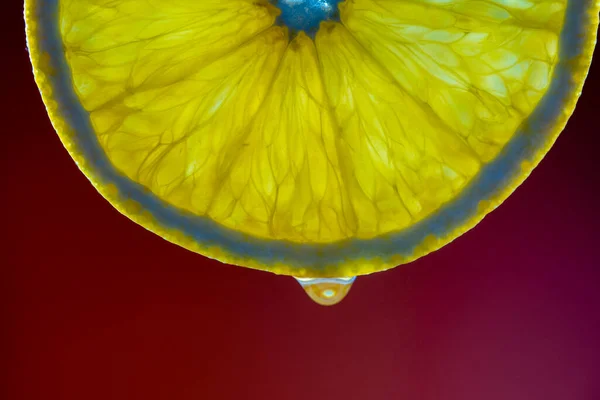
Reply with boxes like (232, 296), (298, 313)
(295, 276), (356, 306)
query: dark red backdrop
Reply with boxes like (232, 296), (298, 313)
(3, 3), (599, 399)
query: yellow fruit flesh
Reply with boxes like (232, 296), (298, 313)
(341, 0), (561, 161)
(60, 0), (564, 243)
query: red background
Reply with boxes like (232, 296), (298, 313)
(3, 2), (599, 399)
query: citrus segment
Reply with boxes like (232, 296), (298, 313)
(340, 0), (562, 161)
(205, 33), (355, 242)
(90, 27), (288, 216)
(61, 0), (280, 110)
(316, 22), (481, 236)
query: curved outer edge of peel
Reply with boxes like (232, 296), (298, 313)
(25, 0), (599, 278)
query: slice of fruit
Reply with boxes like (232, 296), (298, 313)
(26, 0), (598, 277)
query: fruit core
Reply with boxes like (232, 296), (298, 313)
(271, 0), (342, 36)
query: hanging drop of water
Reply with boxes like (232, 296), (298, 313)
(294, 276), (356, 306)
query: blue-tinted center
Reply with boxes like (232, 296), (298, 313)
(272, 0), (342, 37)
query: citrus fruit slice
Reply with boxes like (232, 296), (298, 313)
(26, 0), (598, 279)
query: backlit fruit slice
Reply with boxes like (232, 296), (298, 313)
(26, 0), (598, 277)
